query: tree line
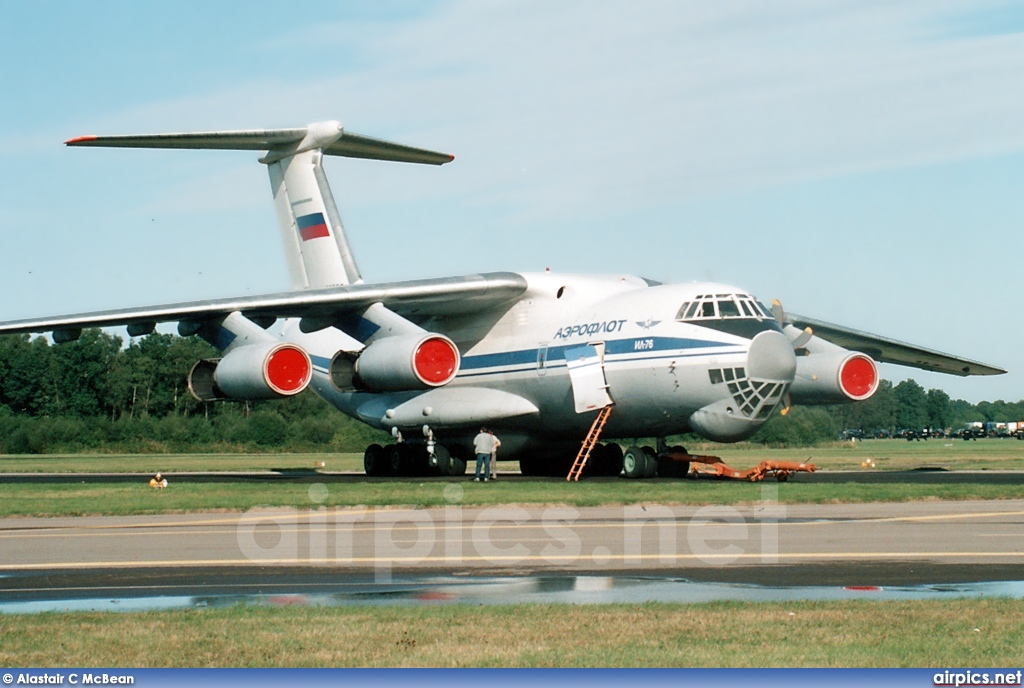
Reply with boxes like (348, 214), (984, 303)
(0, 330), (1020, 453)
(0, 331), (386, 454)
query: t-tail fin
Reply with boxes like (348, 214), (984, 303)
(67, 120), (454, 290)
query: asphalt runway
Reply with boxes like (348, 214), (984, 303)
(1, 500), (1023, 603)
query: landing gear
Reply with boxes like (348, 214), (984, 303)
(657, 445), (690, 478)
(386, 444), (410, 476)
(363, 442), (467, 478)
(364, 443), (388, 477)
(622, 445), (650, 479)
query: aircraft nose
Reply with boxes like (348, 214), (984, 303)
(746, 330), (796, 383)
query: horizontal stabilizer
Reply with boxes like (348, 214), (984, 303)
(66, 121), (454, 166)
(787, 312), (1006, 377)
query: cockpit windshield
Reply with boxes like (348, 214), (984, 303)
(676, 294), (772, 322)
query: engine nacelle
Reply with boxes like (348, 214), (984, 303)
(346, 333), (460, 392)
(188, 342), (312, 401)
(789, 351), (879, 405)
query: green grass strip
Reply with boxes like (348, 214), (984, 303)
(1, 599), (1022, 667)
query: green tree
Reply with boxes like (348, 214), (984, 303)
(753, 406), (837, 446)
(924, 388), (952, 430)
(0, 335), (54, 415)
(46, 329), (122, 417)
(894, 379), (928, 430)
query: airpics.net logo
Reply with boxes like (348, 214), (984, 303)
(934, 670), (1023, 687)
(234, 482), (786, 582)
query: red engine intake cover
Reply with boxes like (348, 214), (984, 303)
(839, 354), (878, 401)
(413, 336), (459, 386)
(264, 345), (312, 395)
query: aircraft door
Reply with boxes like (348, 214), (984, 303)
(537, 343), (549, 377)
(564, 342), (614, 413)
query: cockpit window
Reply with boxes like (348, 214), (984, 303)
(677, 292), (771, 322)
(718, 299), (740, 317)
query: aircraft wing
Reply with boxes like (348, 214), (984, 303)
(0, 272), (528, 337)
(786, 312), (1006, 377)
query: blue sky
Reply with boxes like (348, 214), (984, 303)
(1, 0), (1023, 403)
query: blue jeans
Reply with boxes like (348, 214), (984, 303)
(475, 453), (491, 480)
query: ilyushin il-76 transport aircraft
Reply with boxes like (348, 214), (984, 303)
(0, 121), (1006, 478)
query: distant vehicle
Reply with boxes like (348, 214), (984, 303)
(955, 427), (985, 441)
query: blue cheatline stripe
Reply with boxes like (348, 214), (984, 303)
(304, 336), (739, 383)
(461, 336), (732, 371)
(455, 348), (734, 379)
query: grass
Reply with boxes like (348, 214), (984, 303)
(3, 438), (1024, 473)
(1, 599), (1022, 667)
(1, 479), (1023, 518)
(0, 452), (366, 473)
(706, 437), (1024, 471)
(2, 439), (1023, 517)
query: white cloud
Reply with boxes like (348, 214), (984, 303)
(60, 1), (1024, 220)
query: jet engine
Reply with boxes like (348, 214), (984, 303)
(329, 333), (460, 392)
(188, 342), (312, 401)
(789, 351), (878, 405)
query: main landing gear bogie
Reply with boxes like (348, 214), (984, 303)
(601, 443), (691, 480)
(363, 442), (467, 478)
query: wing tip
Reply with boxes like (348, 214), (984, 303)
(65, 135), (97, 146)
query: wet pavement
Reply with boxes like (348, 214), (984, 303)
(2, 573), (1022, 614)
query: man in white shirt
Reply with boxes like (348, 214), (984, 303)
(473, 427), (496, 482)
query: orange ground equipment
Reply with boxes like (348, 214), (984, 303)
(662, 451), (816, 482)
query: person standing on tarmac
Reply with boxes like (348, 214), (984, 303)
(489, 430), (501, 481)
(473, 427), (496, 482)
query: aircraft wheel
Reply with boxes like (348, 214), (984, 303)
(641, 447), (658, 478)
(603, 443), (624, 476)
(622, 445), (649, 479)
(658, 446), (689, 478)
(584, 444), (607, 477)
(430, 444), (451, 476)
(447, 456), (467, 476)
(386, 444), (409, 477)
(364, 444), (387, 477)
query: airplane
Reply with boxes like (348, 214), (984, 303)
(0, 121), (1006, 479)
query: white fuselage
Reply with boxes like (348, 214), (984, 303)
(283, 272), (791, 458)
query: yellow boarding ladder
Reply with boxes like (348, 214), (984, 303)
(566, 405), (613, 482)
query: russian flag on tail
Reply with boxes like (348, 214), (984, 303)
(296, 212), (330, 241)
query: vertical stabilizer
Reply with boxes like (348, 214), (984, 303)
(64, 120), (453, 291)
(267, 149), (361, 289)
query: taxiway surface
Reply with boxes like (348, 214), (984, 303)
(2, 500), (1022, 574)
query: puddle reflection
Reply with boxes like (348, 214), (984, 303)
(3, 576), (1023, 614)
